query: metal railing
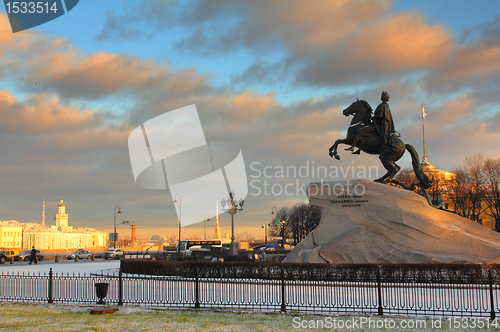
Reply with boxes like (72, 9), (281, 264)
(0, 265), (499, 318)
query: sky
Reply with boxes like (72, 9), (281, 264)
(1, 0), (500, 241)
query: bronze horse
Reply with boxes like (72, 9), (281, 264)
(328, 99), (431, 188)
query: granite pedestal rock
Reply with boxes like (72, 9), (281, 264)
(284, 179), (500, 264)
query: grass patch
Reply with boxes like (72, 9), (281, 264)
(2, 302), (499, 331)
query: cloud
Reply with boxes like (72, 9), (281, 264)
(2, 2), (500, 235)
(0, 92), (99, 133)
(99, 1), (453, 87)
(0, 15), (35, 54)
(436, 94), (475, 126)
(272, 0), (390, 52)
(96, 0), (179, 41)
(427, 43), (500, 88)
(229, 91), (278, 119)
(460, 14), (500, 45)
(92, 1), (498, 95)
(421, 14), (500, 114)
(230, 60), (287, 87)
(27, 52), (169, 100)
(99, 1), (451, 86)
(294, 12), (452, 86)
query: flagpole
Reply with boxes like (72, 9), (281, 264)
(421, 103), (427, 164)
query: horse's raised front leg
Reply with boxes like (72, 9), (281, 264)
(329, 137), (352, 160)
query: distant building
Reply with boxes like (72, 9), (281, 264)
(214, 214), (221, 240)
(420, 157), (456, 182)
(20, 198), (107, 250)
(131, 221), (136, 245)
(0, 221), (23, 249)
(55, 197), (69, 227)
(23, 226), (93, 249)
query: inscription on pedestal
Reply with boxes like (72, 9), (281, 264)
(330, 195), (369, 208)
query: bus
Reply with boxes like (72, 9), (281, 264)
(165, 240), (223, 256)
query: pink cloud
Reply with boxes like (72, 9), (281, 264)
(231, 91), (279, 119)
(429, 44), (500, 85)
(0, 15), (35, 54)
(0, 91), (129, 151)
(268, 0), (391, 52)
(344, 13), (453, 70)
(0, 92), (97, 132)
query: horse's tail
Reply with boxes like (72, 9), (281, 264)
(405, 144), (432, 189)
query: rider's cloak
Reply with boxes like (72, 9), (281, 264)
(373, 101), (395, 145)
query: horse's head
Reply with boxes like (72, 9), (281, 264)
(342, 98), (362, 117)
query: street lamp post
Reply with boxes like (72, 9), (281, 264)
(272, 207), (286, 248)
(221, 191), (244, 256)
(173, 194), (181, 256)
(204, 215), (210, 240)
(271, 207), (278, 245)
(262, 220), (269, 245)
(271, 207), (278, 223)
(118, 221), (130, 247)
(113, 206), (121, 248)
(280, 221), (286, 248)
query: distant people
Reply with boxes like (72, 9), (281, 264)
(29, 246), (37, 265)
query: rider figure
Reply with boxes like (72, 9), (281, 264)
(346, 91), (396, 152)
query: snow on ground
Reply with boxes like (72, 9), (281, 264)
(0, 259), (120, 275)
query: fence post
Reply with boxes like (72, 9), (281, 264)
(489, 269), (496, 320)
(280, 266), (286, 312)
(377, 267), (383, 316)
(48, 268), (53, 304)
(195, 267), (200, 308)
(118, 268), (123, 306)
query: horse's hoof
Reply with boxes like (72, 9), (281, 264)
(329, 151), (333, 157)
(334, 155), (340, 160)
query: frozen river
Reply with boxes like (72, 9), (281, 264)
(0, 259), (120, 275)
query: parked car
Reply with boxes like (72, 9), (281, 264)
(3, 249), (19, 258)
(260, 243), (278, 253)
(0, 251), (7, 264)
(66, 250), (93, 260)
(103, 248), (125, 260)
(14, 250), (44, 261)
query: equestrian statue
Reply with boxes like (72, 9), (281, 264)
(328, 92), (432, 190)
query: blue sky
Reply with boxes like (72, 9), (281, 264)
(1, 0), (500, 240)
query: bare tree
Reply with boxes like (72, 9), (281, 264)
(285, 203), (321, 245)
(268, 207), (289, 239)
(483, 157), (500, 231)
(450, 154), (486, 223)
(267, 204), (322, 245)
(393, 168), (416, 187)
(450, 168), (471, 217)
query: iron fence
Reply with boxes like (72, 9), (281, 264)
(1, 264), (499, 318)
